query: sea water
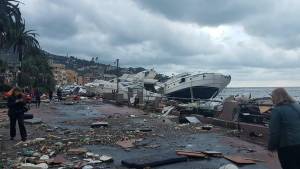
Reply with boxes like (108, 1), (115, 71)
(219, 87), (300, 101)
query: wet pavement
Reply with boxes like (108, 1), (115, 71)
(0, 101), (281, 169)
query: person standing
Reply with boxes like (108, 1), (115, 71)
(7, 87), (27, 141)
(34, 88), (41, 108)
(268, 87), (300, 169)
(57, 88), (62, 102)
(48, 89), (53, 102)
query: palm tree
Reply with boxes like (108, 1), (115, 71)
(8, 21), (40, 86)
(9, 21), (40, 63)
(0, 0), (22, 48)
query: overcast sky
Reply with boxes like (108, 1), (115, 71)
(20, 0), (300, 87)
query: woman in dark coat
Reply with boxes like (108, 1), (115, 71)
(7, 88), (27, 141)
(268, 88), (300, 169)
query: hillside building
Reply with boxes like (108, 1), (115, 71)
(51, 63), (67, 86)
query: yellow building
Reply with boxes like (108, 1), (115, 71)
(51, 63), (67, 86)
(66, 69), (78, 85)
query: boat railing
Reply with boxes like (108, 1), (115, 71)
(143, 95), (223, 103)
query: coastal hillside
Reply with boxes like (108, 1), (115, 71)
(44, 51), (146, 76)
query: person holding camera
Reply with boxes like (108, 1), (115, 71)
(7, 87), (28, 141)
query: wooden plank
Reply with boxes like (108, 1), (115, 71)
(224, 155), (256, 165)
(176, 150), (206, 158)
(202, 151), (223, 156)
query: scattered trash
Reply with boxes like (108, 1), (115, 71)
(1, 96), (270, 168)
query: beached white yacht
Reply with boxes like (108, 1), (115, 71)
(163, 72), (231, 100)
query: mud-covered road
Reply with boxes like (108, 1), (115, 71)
(0, 100), (281, 169)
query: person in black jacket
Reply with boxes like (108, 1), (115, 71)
(34, 88), (41, 108)
(7, 87), (27, 141)
(268, 87), (300, 169)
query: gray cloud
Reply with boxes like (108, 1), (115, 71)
(136, 0), (272, 25)
(19, 0), (300, 86)
(137, 0), (300, 50)
(243, 1), (300, 49)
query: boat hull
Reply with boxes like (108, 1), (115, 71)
(163, 73), (231, 101)
(166, 86), (219, 100)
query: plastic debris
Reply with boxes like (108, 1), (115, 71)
(40, 155), (50, 160)
(99, 155), (113, 162)
(219, 164), (239, 169)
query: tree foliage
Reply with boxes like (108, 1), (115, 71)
(8, 21), (40, 62)
(0, 0), (55, 91)
(20, 50), (55, 91)
(0, 59), (7, 73)
(0, 0), (22, 48)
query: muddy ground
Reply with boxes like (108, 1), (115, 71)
(0, 100), (281, 169)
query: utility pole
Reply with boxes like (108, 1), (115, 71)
(190, 80), (194, 103)
(116, 59), (119, 94)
